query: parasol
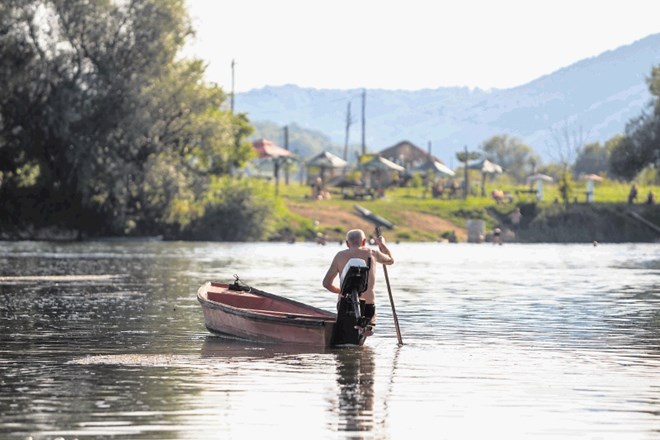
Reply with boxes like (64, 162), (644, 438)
(412, 159), (455, 177)
(580, 174), (603, 182)
(360, 156), (405, 190)
(360, 156), (405, 172)
(306, 151), (347, 184)
(526, 173), (554, 184)
(469, 159), (503, 196)
(306, 151), (347, 168)
(525, 174), (553, 202)
(469, 159), (503, 174)
(580, 174), (603, 202)
(252, 139), (295, 159)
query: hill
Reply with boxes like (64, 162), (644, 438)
(236, 33), (660, 165)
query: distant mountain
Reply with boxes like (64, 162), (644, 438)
(236, 33), (660, 165)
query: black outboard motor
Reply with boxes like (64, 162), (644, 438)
(340, 258), (371, 321)
(331, 258), (374, 346)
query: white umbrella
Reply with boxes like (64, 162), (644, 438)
(360, 156), (405, 190)
(580, 174), (603, 182)
(526, 173), (554, 184)
(413, 159), (455, 177)
(469, 159), (503, 196)
(469, 159), (503, 174)
(580, 174), (603, 203)
(525, 174), (553, 202)
(306, 151), (347, 169)
(360, 156), (405, 172)
(306, 151), (347, 183)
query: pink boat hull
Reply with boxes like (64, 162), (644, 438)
(197, 281), (341, 346)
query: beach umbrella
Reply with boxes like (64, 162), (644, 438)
(469, 159), (503, 174)
(525, 174), (553, 202)
(580, 174), (604, 202)
(252, 139), (296, 194)
(360, 156), (405, 190)
(412, 159), (455, 177)
(306, 151), (347, 168)
(253, 139), (295, 159)
(360, 156), (405, 172)
(469, 159), (503, 196)
(580, 174), (603, 182)
(306, 151), (347, 183)
(306, 151), (348, 168)
(525, 173), (554, 184)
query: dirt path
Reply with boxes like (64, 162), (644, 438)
(286, 201), (467, 241)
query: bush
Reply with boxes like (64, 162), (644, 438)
(179, 178), (275, 241)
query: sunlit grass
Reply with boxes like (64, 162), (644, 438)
(266, 177), (659, 241)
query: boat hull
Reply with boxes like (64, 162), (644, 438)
(197, 282), (349, 346)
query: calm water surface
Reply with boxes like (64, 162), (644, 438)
(0, 240), (659, 439)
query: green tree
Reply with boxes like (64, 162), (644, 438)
(610, 66), (660, 181)
(456, 147), (481, 199)
(480, 134), (541, 182)
(0, 0), (254, 236)
(573, 141), (610, 177)
(558, 171), (574, 205)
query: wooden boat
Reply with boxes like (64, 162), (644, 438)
(197, 280), (342, 346)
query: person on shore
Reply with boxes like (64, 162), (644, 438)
(628, 184), (638, 204)
(646, 191), (655, 205)
(322, 229), (394, 335)
(492, 226), (502, 245)
(509, 207), (522, 239)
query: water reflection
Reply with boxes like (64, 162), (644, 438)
(333, 347), (376, 434)
(1, 241), (659, 439)
(201, 337), (381, 436)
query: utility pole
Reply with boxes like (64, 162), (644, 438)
(343, 101), (352, 162)
(456, 145), (480, 199)
(229, 59), (237, 175)
(283, 125), (290, 185)
(463, 145), (468, 199)
(361, 89), (366, 156)
(230, 59), (235, 114)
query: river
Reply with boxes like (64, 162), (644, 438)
(0, 240), (659, 439)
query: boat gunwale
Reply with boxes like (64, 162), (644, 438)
(197, 282), (336, 328)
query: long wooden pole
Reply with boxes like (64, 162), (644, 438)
(376, 227), (403, 345)
(343, 101), (352, 162)
(361, 89), (366, 156)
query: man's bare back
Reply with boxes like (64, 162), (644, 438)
(322, 229), (393, 304)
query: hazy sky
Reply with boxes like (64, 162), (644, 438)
(183, 0), (659, 93)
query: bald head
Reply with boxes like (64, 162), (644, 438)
(346, 229), (366, 247)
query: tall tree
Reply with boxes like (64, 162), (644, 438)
(610, 66), (660, 181)
(573, 140), (612, 176)
(480, 134), (540, 182)
(0, 0), (253, 235)
(545, 120), (587, 172)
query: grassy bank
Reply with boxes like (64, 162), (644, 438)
(272, 181), (660, 243)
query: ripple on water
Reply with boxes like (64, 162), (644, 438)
(1, 242), (660, 439)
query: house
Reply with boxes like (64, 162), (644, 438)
(377, 140), (444, 170)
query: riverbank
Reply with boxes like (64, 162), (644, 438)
(277, 187), (660, 243)
(1, 183), (659, 243)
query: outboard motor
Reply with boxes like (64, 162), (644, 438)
(340, 258), (370, 321)
(331, 257), (374, 346)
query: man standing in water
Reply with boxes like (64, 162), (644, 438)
(322, 229), (394, 335)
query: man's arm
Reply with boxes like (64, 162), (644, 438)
(322, 255), (341, 293)
(373, 236), (394, 265)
